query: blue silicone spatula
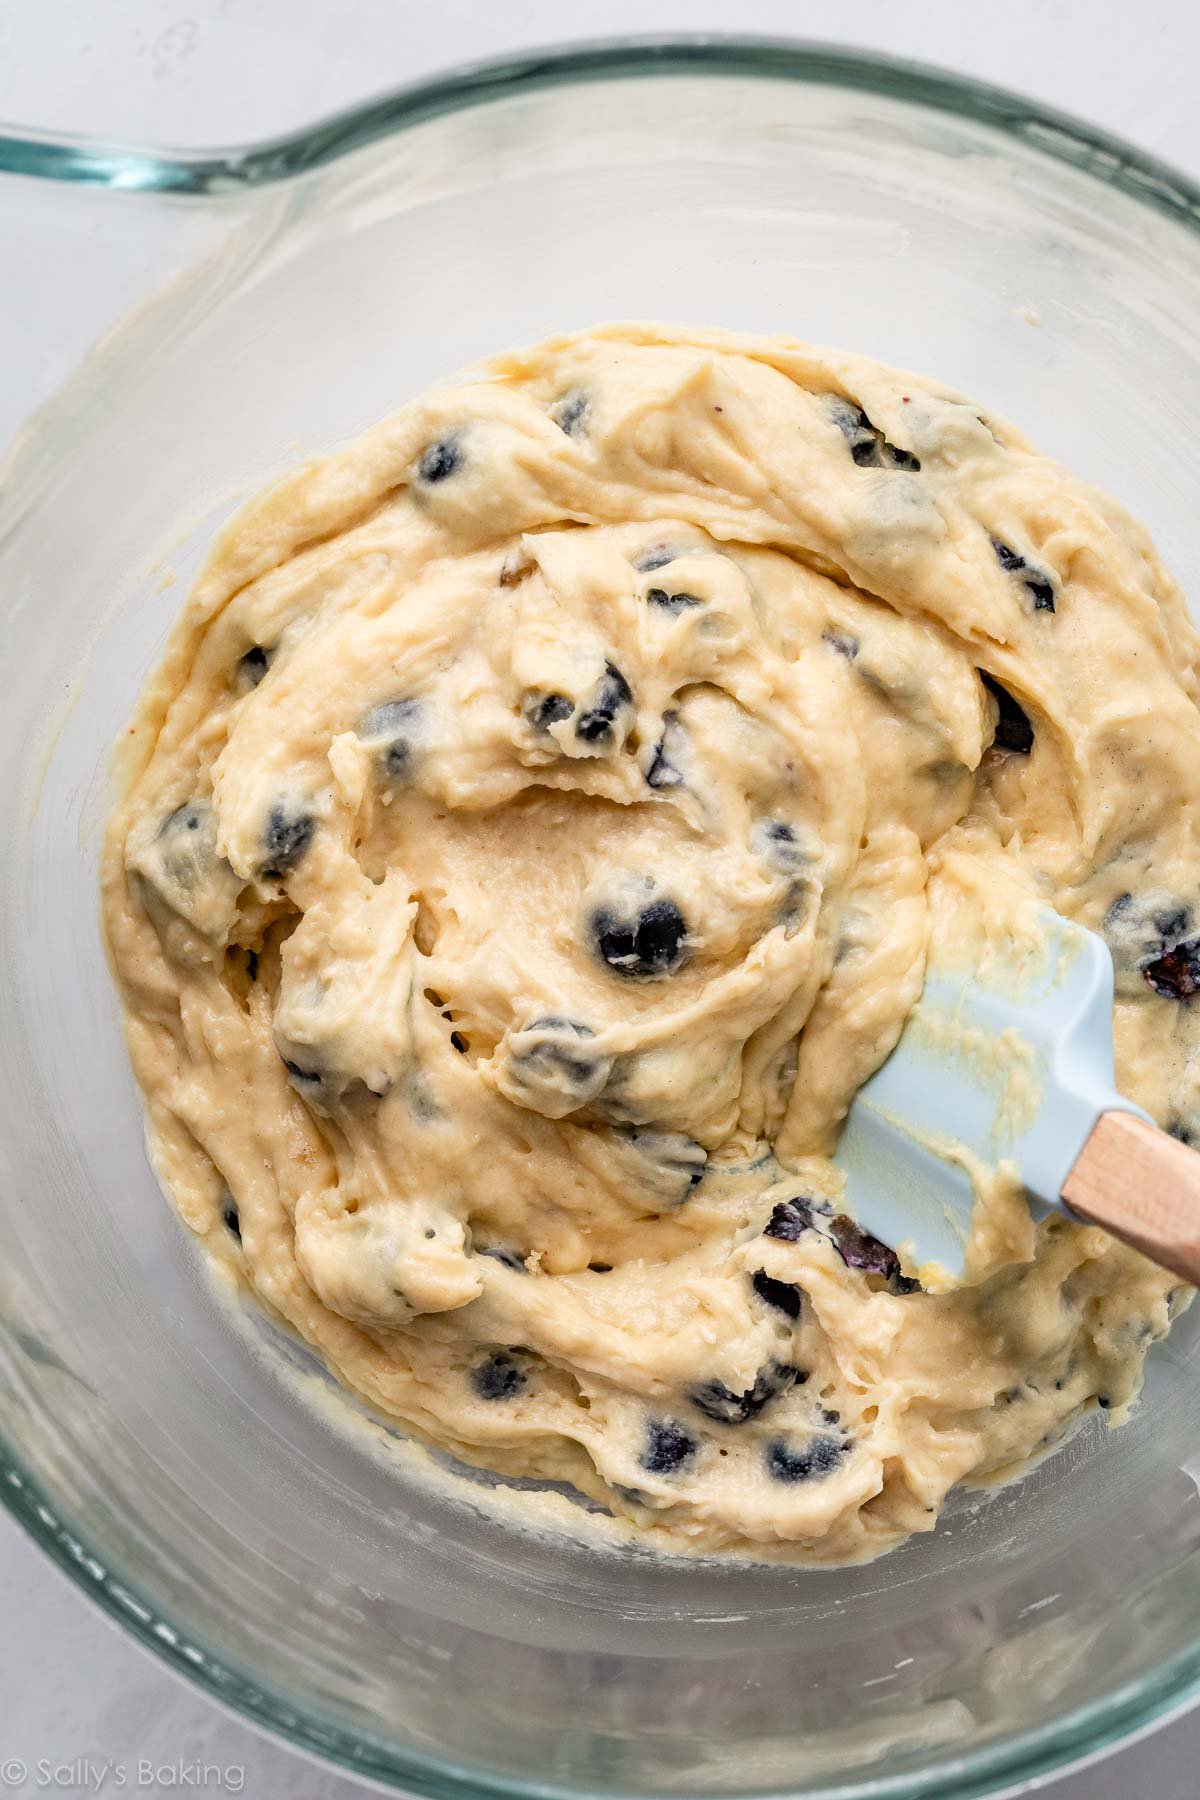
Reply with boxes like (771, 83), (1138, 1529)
(834, 910), (1200, 1285)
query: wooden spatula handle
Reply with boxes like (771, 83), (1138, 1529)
(1062, 1110), (1200, 1284)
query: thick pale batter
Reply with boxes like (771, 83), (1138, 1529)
(102, 324), (1199, 1562)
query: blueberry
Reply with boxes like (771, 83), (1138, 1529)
(525, 1014), (594, 1046)
(621, 1129), (707, 1202)
(688, 1380), (744, 1427)
(503, 1016), (613, 1116)
(645, 587), (702, 614)
(892, 1273), (923, 1296)
(765, 1435), (850, 1483)
(645, 712), (684, 790)
(220, 1197), (241, 1240)
(417, 435), (462, 483)
(980, 672), (1034, 754)
(689, 1361), (798, 1425)
(1103, 890), (1197, 992)
(645, 743), (681, 790)
(641, 1418), (696, 1474)
(471, 1351), (526, 1401)
(828, 1214), (902, 1280)
(406, 1071), (441, 1122)
(635, 545), (676, 573)
(480, 1246), (527, 1272)
(154, 802), (212, 887)
(362, 698), (421, 779)
(752, 820), (810, 875)
(831, 400), (879, 463)
(823, 629), (859, 660)
(828, 398), (920, 472)
(238, 646), (270, 687)
(137, 801), (242, 918)
(592, 897), (688, 977)
(751, 1269), (803, 1320)
(551, 389), (590, 438)
(525, 691), (574, 731)
(764, 1198), (815, 1242)
(576, 663), (633, 745)
(991, 539), (1056, 612)
(282, 1056), (324, 1092)
(884, 444), (922, 472)
(1144, 938), (1200, 1000)
(1156, 905), (1193, 940)
(261, 806), (315, 880)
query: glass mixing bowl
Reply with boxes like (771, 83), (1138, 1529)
(5, 37), (1200, 1800)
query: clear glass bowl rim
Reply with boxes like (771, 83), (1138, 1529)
(5, 31), (1200, 1800)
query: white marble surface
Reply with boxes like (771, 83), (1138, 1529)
(4, 1), (1200, 1795)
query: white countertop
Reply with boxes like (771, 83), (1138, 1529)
(3, 2), (1200, 1795)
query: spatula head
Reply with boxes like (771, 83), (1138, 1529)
(833, 910), (1147, 1281)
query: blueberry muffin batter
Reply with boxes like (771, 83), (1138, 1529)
(103, 324), (1198, 1562)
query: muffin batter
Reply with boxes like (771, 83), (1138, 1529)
(102, 324), (1199, 1562)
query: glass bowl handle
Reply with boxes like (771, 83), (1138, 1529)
(0, 139), (278, 455)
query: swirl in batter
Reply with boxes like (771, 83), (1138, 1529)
(102, 325), (1197, 1562)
